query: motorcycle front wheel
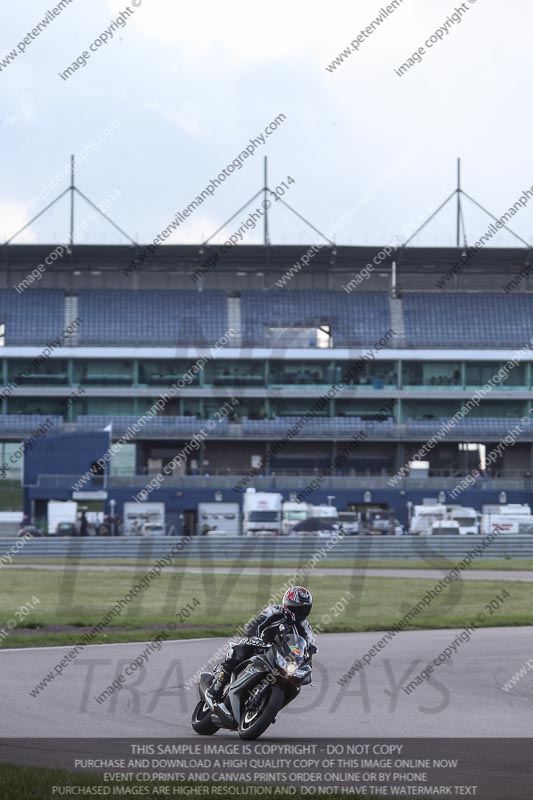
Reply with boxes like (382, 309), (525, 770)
(238, 684), (284, 740)
(191, 699), (219, 735)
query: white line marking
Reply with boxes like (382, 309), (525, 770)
(0, 637), (215, 653)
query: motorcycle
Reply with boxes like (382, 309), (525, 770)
(191, 626), (313, 740)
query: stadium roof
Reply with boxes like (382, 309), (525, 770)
(1, 243), (531, 277)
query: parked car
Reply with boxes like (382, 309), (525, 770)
(393, 518), (405, 535)
(291, 518), (336, 537)
(362, 511), (394, 536)
(142, 522), (165, 536)
(337, 512), (359, 535)
(55, 522), (78, 537)
(18, 526), (44, 538)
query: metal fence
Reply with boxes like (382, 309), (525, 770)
(2, 535), (533, 560)
(34, 474), (533, 491)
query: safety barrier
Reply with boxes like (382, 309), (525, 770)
(2, 534), (533, 561)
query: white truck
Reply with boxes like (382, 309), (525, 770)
(281, 500), (310, 536)
(409, 505), (447, 535)
(410, 503), (480, 535)
(481, 504), (533, 535)
(310, 504), (339, 522)
(449, 506), (479, 535)
(197, 502), (240, 537)
(47, 500), (78, 536)
(0, 512), (24, 537)
(243, 489), (282, 537)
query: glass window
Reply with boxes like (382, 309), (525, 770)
(182, 398), (202, 417)
(270, 399), (329, 417)
(404, 399), (525, 421)
(74, 360), (133, 386)
(285, 510), (308, 521)
(138, 360), (200, 387)
(465, 362), (525, 388)
(480, 401), (525, 417)
(205, 360), (264, 388)
(336, 360), (397, 388)
(402, 362), (462, 388)
(404, 400), (461, 420)
(83, 398), (136, 415)
(6, 397), (69, 416)
(0, 443), (23, 478)
(7, 358), (69, 386)
(249, 511), (278, 522)
(335, 400), (395, 419)
(269, 361), (332, 386)
(204, 398), (240, 421)
(239, 400), (267, 420)
(110, 443), (136, 476)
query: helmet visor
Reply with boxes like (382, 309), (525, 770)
(284, 602), (311, 621)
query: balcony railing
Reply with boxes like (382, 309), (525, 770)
(2, 416), (533, 441)
(35, 473), (533, 491)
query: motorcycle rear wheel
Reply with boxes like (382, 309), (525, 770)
(238, 685), (284, 740)
(191, 699), (219, 735)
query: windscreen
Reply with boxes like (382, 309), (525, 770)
(280, 632), (308, 663)
(249, 511), (278, 522)
(286, 511), (307, 521)
(453, 517), (475, 526)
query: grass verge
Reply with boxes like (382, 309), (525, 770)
(0, 569), (530, 649)
(10, 556), (533, 570)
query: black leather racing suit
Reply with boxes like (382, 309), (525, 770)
(221, 604), (315, 675)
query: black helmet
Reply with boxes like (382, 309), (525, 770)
(282, 586), (313, 622)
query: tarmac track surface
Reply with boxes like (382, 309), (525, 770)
(5, 564), (533, 581)
(1, 628), (532, 739)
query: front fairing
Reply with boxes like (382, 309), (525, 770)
(228, 656), (272, 723)
(273, 631), (312, 681)
(227, 631), (313, 723)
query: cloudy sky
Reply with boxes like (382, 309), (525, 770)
(1, 0), (532, 248)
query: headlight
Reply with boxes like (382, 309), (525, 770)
(286, 663), (297, 675)
(276, 653), (288, 669)
(294, 666), (311, 678)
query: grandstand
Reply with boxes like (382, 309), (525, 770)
(1, 242), (533, 530)
(2, 287), (533, 349)
(77, 290), (228, 346)
(402, 292), (533, 348)
(240, 290), (390, 347)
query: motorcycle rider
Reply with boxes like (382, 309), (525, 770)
(206, 586), (317, 708)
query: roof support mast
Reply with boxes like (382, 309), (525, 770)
(203, 159), (333, 248)
(456, 157), (461, 247)
(263, 156), (270, 246)
(400, 159), (528, 255)
(4, 155), (136, 247)
(70, 154), (75, 248)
